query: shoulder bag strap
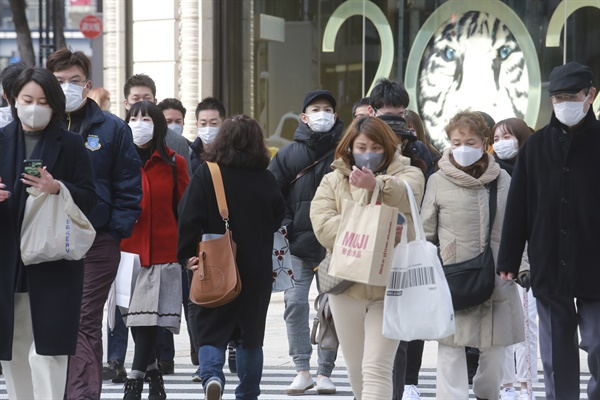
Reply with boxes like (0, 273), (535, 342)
(290, 149), (335, 185)
(172, 154), (178, 220)
(206, 162), (229, 224)
(487, 178), (497, 237)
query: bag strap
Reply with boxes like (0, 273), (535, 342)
(290, 149), (335, 185)
(171, 154), (178, 220)
(401, 181), (425, 243)
(487, 178), (497, 237)
(206, 162), (230, 225)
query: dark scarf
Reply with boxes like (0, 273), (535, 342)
(449, 153), (489, 179)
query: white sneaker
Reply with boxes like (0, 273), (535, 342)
(316, 376), (336, 394)
(286, 373), (315, 395)
(205, 379), (222, 400)
(518, 389), (536, 400)
(500, 387), (517, 400)
(402, 384), (421, 400)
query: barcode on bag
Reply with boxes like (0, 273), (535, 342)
(389, 267), (435, 290)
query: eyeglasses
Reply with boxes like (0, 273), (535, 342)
(59, 80), (87, 86)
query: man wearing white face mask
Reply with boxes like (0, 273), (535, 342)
(498, 62), (600, 400)
(0, 62), (26, 128)
(268, 90), (344, 395)
(188, 97), (226, 174)
(45, 48), (143, 400)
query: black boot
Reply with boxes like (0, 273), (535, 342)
(123, 377), (144, 400)
(147, 368), (167, 400)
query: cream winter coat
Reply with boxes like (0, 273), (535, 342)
(421, 150), (524, 348)
(311, 154), (425, 300)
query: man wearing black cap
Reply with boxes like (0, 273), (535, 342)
(498, 62), (600, 400)
(268, 90), (343, 395)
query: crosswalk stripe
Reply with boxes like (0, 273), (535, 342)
(1, 366), (592, 399)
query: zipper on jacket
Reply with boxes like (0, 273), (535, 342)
(66, 113), (71, 131)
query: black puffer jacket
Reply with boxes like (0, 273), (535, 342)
(268, 119), (344, 265)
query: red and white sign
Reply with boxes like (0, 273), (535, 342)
(79, 15), (103, 39)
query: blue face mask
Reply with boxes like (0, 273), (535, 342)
(352, 152), (385, 171)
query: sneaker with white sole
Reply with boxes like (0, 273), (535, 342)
(402, 384), (421, 400)
(518, 390), (536, 400)
(286, 373), (314, 395)
(316, 376), (336, 395)
(500, 387), (517, 400)
(205, 379), (222, 400)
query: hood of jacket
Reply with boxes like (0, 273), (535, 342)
(437, 149), (500, 187)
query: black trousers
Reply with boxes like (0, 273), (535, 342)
(391, 341), (409, 400)
(537, 295), (600, 400)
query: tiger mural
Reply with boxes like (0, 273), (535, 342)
(418, 11), (528, 150)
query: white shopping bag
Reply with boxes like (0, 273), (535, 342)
(20, 183), (96, 265)
(272, 226), (294, 292)
(383, 181), (455, 341)
(114, 252), (142, 308)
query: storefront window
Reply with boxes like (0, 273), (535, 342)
(224, 0), (600, 150)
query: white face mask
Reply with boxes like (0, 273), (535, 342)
(0, 106), (13, 128)
(16, 103), (53, 130)
(168, 123), (183, 135)
(307, 111), (335, 133)
(492, 139), (518, 160)
(61, 82), (86, 112)
(197, 126), (220, 145)
(553, 95), (589, 127)
(129, 120), (154, 146)
(452, 145), (483, 167)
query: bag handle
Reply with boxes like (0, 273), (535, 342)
(206, 162), (230, 227)
(401, 181), (425, 243)
(358, 179), (382, 206)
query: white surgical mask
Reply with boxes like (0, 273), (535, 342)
(553, 95), (589, 127)
(168, 123), (184, 135)
(452, 145), (483, 167)
(16, 103), (53, 130)
(307, 111), (335, 133)
(0, 106), (13, 128)
(129, 120), (154, 146)
(493, 139), (518, 160)
(197, 126), (220, 145)
(61, 82), (86, 112)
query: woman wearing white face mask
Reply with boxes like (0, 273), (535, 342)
(0, 67), (97, 399)
(420, 111), (524, 400)
(491, 118), (539, 400)
(121, 101), (190, 400)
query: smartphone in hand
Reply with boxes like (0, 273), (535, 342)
(23, 159), (43, 178)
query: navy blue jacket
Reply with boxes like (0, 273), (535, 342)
(60, 99), (142, 239)
(498, 108), (600, 299)
(268, 119), (344, 265)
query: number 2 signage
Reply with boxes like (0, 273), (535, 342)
(323, 0), (600, 150)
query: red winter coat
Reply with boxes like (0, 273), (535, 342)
(122, 148), (189, 266)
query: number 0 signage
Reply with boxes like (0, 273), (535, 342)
(80, 15), (103, 39)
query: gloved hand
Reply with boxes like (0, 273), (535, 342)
(516, 271), (531, 292)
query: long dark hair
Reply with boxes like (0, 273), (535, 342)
(10, 67), (65, 122)
(204, 114), (270, 170)
(125, 100), (174, 166)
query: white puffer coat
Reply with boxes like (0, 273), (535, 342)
(421, 150), (524, 347)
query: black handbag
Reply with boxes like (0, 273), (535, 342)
(443, 179), (497, 311)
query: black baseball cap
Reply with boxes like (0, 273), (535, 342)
(302, 90), (336, 113)
(548, 62), (594, 96)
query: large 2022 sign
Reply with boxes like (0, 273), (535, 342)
(323, 0), (600, 149)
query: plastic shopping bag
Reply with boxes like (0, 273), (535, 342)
(383, 181), (455, 341)
(272, 226), (295, 292)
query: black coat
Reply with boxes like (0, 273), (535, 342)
(498, 109), (600, 299)
(177, 163), (284, 347)
(268, 119), (344, 265)
(0, 120), (97, 360)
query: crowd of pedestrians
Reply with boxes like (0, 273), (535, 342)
(0, 47), (598, 400)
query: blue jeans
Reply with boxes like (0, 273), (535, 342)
(200, 344), (263, 400)
(283, 256), (337, 376)
(106, 306), (128, 363)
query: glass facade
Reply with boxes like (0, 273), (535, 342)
(221, 0), (600, 150)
